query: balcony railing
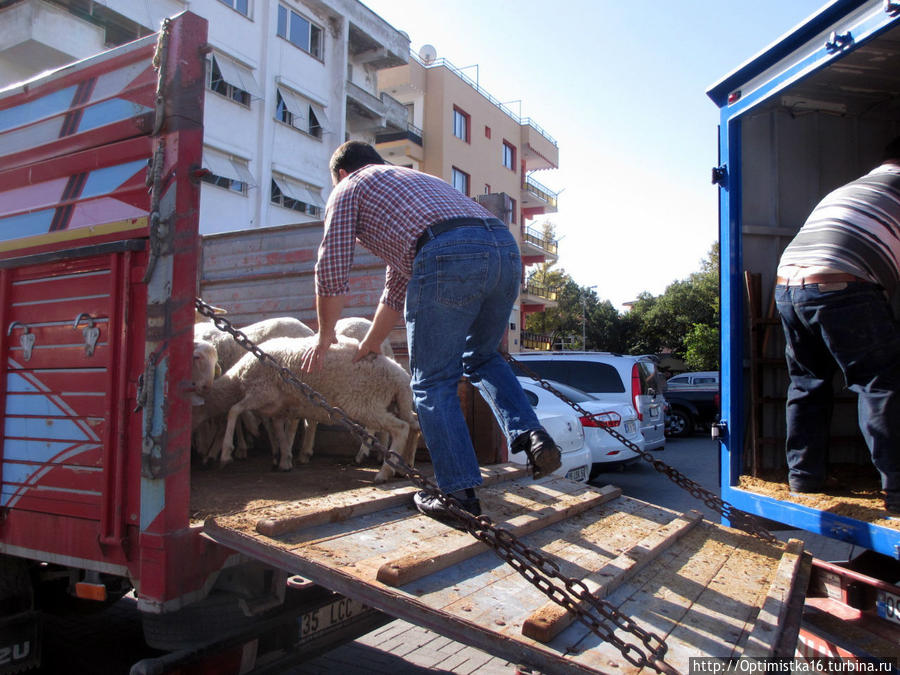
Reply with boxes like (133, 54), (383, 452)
(523, 283), (557, 302)
(520, 331), (553, 351)
(375, 122), (423, 146)
(523, 175), (558, 209)
(409, 50), (557, 148)
(522, 228), (558, 256)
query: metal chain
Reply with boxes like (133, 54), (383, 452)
(194, 297), (672, 672)
(503, 354), (777, 543)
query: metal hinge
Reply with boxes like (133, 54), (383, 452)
(711, 165), (728, 186)
(711, 420), (727, 440)
(825, 30), (853, 53)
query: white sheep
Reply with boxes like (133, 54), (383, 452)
(307, 317), (401, 466)
(192, 317), (314, 463)
(192, 335), (419, 482)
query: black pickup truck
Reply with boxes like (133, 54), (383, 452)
(663, 374), (720, 438)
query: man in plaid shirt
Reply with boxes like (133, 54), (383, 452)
(301, 141), (560, 528)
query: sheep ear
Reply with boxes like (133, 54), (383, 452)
(215, 362), (222, 377)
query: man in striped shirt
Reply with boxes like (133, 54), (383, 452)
(300, 141), (561, 528)
(775, 137), (900, 514)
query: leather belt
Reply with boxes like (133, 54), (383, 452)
(415, 217), (504, 255)
(776, 272), (867, 287)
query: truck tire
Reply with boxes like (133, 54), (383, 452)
(667, 408), (693, 438)
(141, 592), (259, 650)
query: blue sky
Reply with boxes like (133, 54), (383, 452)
(361, 0), (827, 308)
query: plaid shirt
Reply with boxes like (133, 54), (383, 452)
(316, 164), (495, 311)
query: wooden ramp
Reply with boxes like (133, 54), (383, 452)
(203, 464), (810, 674)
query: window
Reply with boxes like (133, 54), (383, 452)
(275, 88), (326, 139)
(201, 150), (254, 195)
(510, 196), (517, 224)
(451, 167), (469, 196)
(217, 0), (249, 16)
(271, 178), (323, 217)
(502, 140), (516, 170)
(452, 106), (470, 142)
(207, 55), (257, 107)
(484, 184), (491, 194)
(277, 5), (323, 59)
(484, 125), (491, 139)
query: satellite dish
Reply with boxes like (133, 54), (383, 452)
(418, 44), (437, 64)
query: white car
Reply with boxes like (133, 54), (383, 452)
(495, 382), (590, 483)
(517, 377), (644, 479)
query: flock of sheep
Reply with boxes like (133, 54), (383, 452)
(190, 312), (420, 483)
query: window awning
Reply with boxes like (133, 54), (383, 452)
(273, 176), (324, 208)
(309, 101), (329, 129)
(277, 87), (309, 126)
(212, 53), (260, 98)
(203, 149), (255, 185)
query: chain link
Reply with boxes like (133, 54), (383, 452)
(504, 354), (777, 543)
(194, 297), (672, 671)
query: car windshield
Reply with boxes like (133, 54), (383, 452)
(512, 360), (624, 393)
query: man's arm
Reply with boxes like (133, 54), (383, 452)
(300, 294), (346, 372)
(354, 302), (402, 362)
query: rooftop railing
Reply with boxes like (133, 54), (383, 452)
(409, 50), (557, 148)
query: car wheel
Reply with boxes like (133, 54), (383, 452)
(667, 408), (693, 438)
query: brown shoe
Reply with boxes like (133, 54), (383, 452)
(511, 429), (562, 479)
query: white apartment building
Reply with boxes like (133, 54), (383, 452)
(0, 0), (409, 234)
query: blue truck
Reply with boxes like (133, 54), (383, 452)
(708, 0), (900, 658)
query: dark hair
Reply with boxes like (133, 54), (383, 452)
(329, 141), (385, 179)
(883, 136), (900, 163)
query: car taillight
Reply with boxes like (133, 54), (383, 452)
(631, 364), (643, 421)
(580, 412), (621, 428)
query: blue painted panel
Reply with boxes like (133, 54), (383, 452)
(0, 209), (55, 241)
(81, 160), (147, 198)
(78, 99), (152, 134)
(0, 86), (77, 133)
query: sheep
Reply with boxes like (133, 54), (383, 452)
(308, 317), (402, 466)
(192, 317), (314, 464)
(193, 335), (419, 483)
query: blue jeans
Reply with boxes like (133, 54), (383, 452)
(405, 221), (542, 493)
(775, 282), (900, 495)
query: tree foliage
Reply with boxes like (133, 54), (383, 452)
(524, 240), (720, 369)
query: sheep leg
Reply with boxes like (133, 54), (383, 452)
(298, 419), (317, 464)
(273, 417), (300, 472)
(221, 398), (251, 466)
(370, 414), (409, 484)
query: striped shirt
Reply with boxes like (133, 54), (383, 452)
(778, 164), (900, 296)
(315, 164), (494, 311)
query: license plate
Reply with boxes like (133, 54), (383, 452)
(876, 589), (900, 626)
(299, 596), (366, 639)
(625, 421), (636, 434)
(649, 407), (659, 418)
(565, 466), (587, 482)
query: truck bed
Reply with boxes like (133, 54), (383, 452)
(199, 453), (810, 674)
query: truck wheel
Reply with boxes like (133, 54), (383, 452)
(667, 409), (693, 438)
(0, 556), (33, 615)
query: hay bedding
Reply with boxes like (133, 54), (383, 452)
(738, 463), (900, 530)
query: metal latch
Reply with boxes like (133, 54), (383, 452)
(73, 313), (100, 356)
(885, 0), (900, 16)
(825, 30), (853, 53)
(711, 165), (727, 186)
(711, 420), (727, 440)
(7, 322), (35, 361)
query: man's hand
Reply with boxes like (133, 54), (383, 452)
(301, 332), (337, 373)
(352, 336), (382, 363)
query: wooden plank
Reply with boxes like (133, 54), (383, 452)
(375, 484), (621, 587)
(522, 509), (704, 643)
(255, 464), (530, 537)
(740, 538), (809, 657)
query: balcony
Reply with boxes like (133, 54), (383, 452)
(521, 174), (558, 216)
(347, 18), (408, 71)
(521, 282), (558, 306)
(520, 119), (559, 171)
(0, 0), (105, 81)
(375, 122), (424, 164)
(346, 82), (408, 133)
(519, 226), (558, 264)
(521, 331), (553, 351)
